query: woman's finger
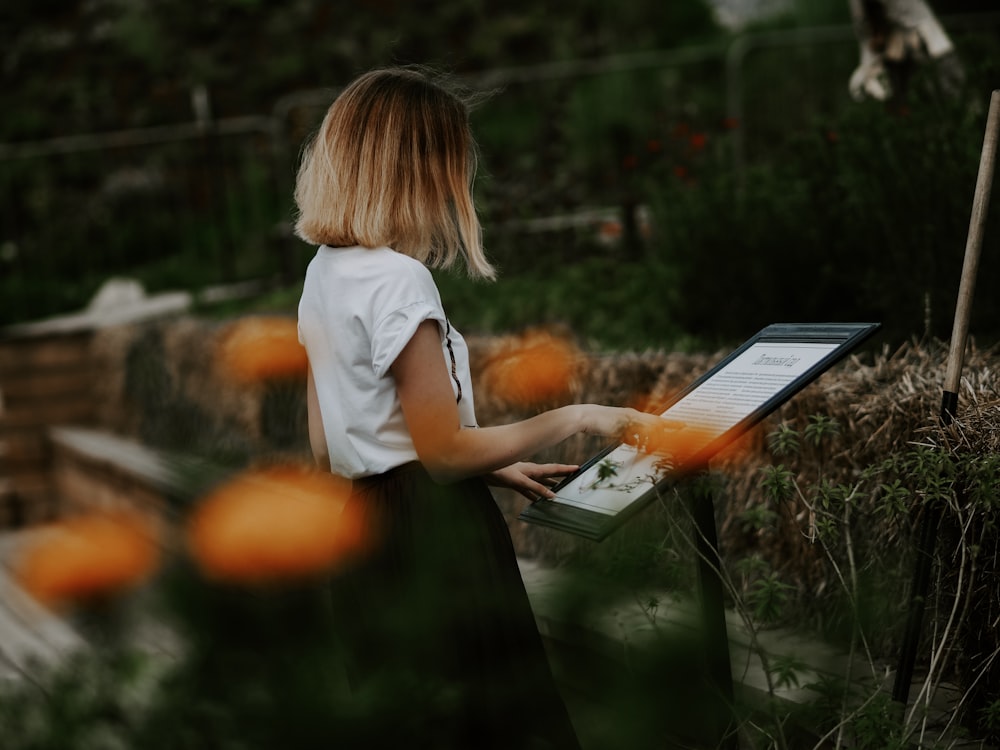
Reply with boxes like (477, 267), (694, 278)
(519, 481), (552, 501)
(528, 462), (578, 478)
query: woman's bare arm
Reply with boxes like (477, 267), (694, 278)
(391, 320), (671, 484)
(306, 365), (332, 472)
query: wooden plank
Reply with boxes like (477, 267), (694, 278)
(2, 465), (50, 485)
(52, 459), (166, 519)
(3, 470), (50, 491)
(0, 399), (95, 429)
(0, 334), (93, 376)
(0, 370), (95, 403)
(0, 434), (48, 465)
(50, 428), (179, 489)
(0, 460), (49, 489)
(0, 424), (48, 443)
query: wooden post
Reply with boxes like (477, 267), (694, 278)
(892, 89), (1000, 706)
(691, 474), (738, 749)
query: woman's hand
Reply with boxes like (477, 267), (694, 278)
(485, 462), (579, 502)
(577, 405), (684, 450)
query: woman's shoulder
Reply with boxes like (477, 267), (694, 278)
(306, 245), (429, 285)
(314, 245), (428, 274)
(304, 246), (438, 307)
(327, 246), (439, 302)
(366, 246), (438, 290)
(371, 245), (432, 274)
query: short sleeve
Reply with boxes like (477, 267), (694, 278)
(371, 301), (445, 378)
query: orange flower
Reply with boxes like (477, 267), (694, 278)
(689, 133), (707, 151)
(14, 513), (160, 608)
(479, 331), (582, 409)
(218, 316), (308, 383)
(187, 465), (362, 585)
(627, 420), (727, 468)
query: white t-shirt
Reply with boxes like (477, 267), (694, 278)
(297, 245), (478, 479)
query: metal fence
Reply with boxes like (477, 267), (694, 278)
(2, 15), (997, 326)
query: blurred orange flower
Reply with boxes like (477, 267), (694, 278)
(187, 465), (363, 585)
(627, 419), (727, 469)
(479, 330), (583, 410)
(14, 513), (160, 608)
(218, 316), (308, 382)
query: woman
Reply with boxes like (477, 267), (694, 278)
(296, 67), (674, 749)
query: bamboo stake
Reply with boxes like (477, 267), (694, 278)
(943, 90), (1000, 412)
(893, 89), (1000, 708)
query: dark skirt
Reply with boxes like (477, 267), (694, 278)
(330, 462), (582, 750)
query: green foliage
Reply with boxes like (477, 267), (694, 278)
(767, 423), (801, 458)
(734, 552), (771, 582)
(966, 452), (1000, 511)
(848, 693), (907, 750)
(648, 84), (1000, 346)
(748, 571), (795, 623)
(767, 652), (811, 690)
(759, 464), (796, 504)
(0, 640), (173, 750)
(978, 698), (1000, 733)
(761, 0), (850, 27)
(0, 132), (290, 326)
(739, 505), (779, 533)
(6, 1), (1000, 351)
(803, 414), (840, 447)
(1, 0), (721, 144)
(875, 479), (911, 519)
(738, 412), (1000, 746)
(434, 249), (689, 350)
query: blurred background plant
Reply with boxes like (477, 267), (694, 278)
(3, 0), (998, 349)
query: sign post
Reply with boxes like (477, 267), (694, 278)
(521, 322), (881, 746)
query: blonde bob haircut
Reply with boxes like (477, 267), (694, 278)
(294, 67), (495, 280)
